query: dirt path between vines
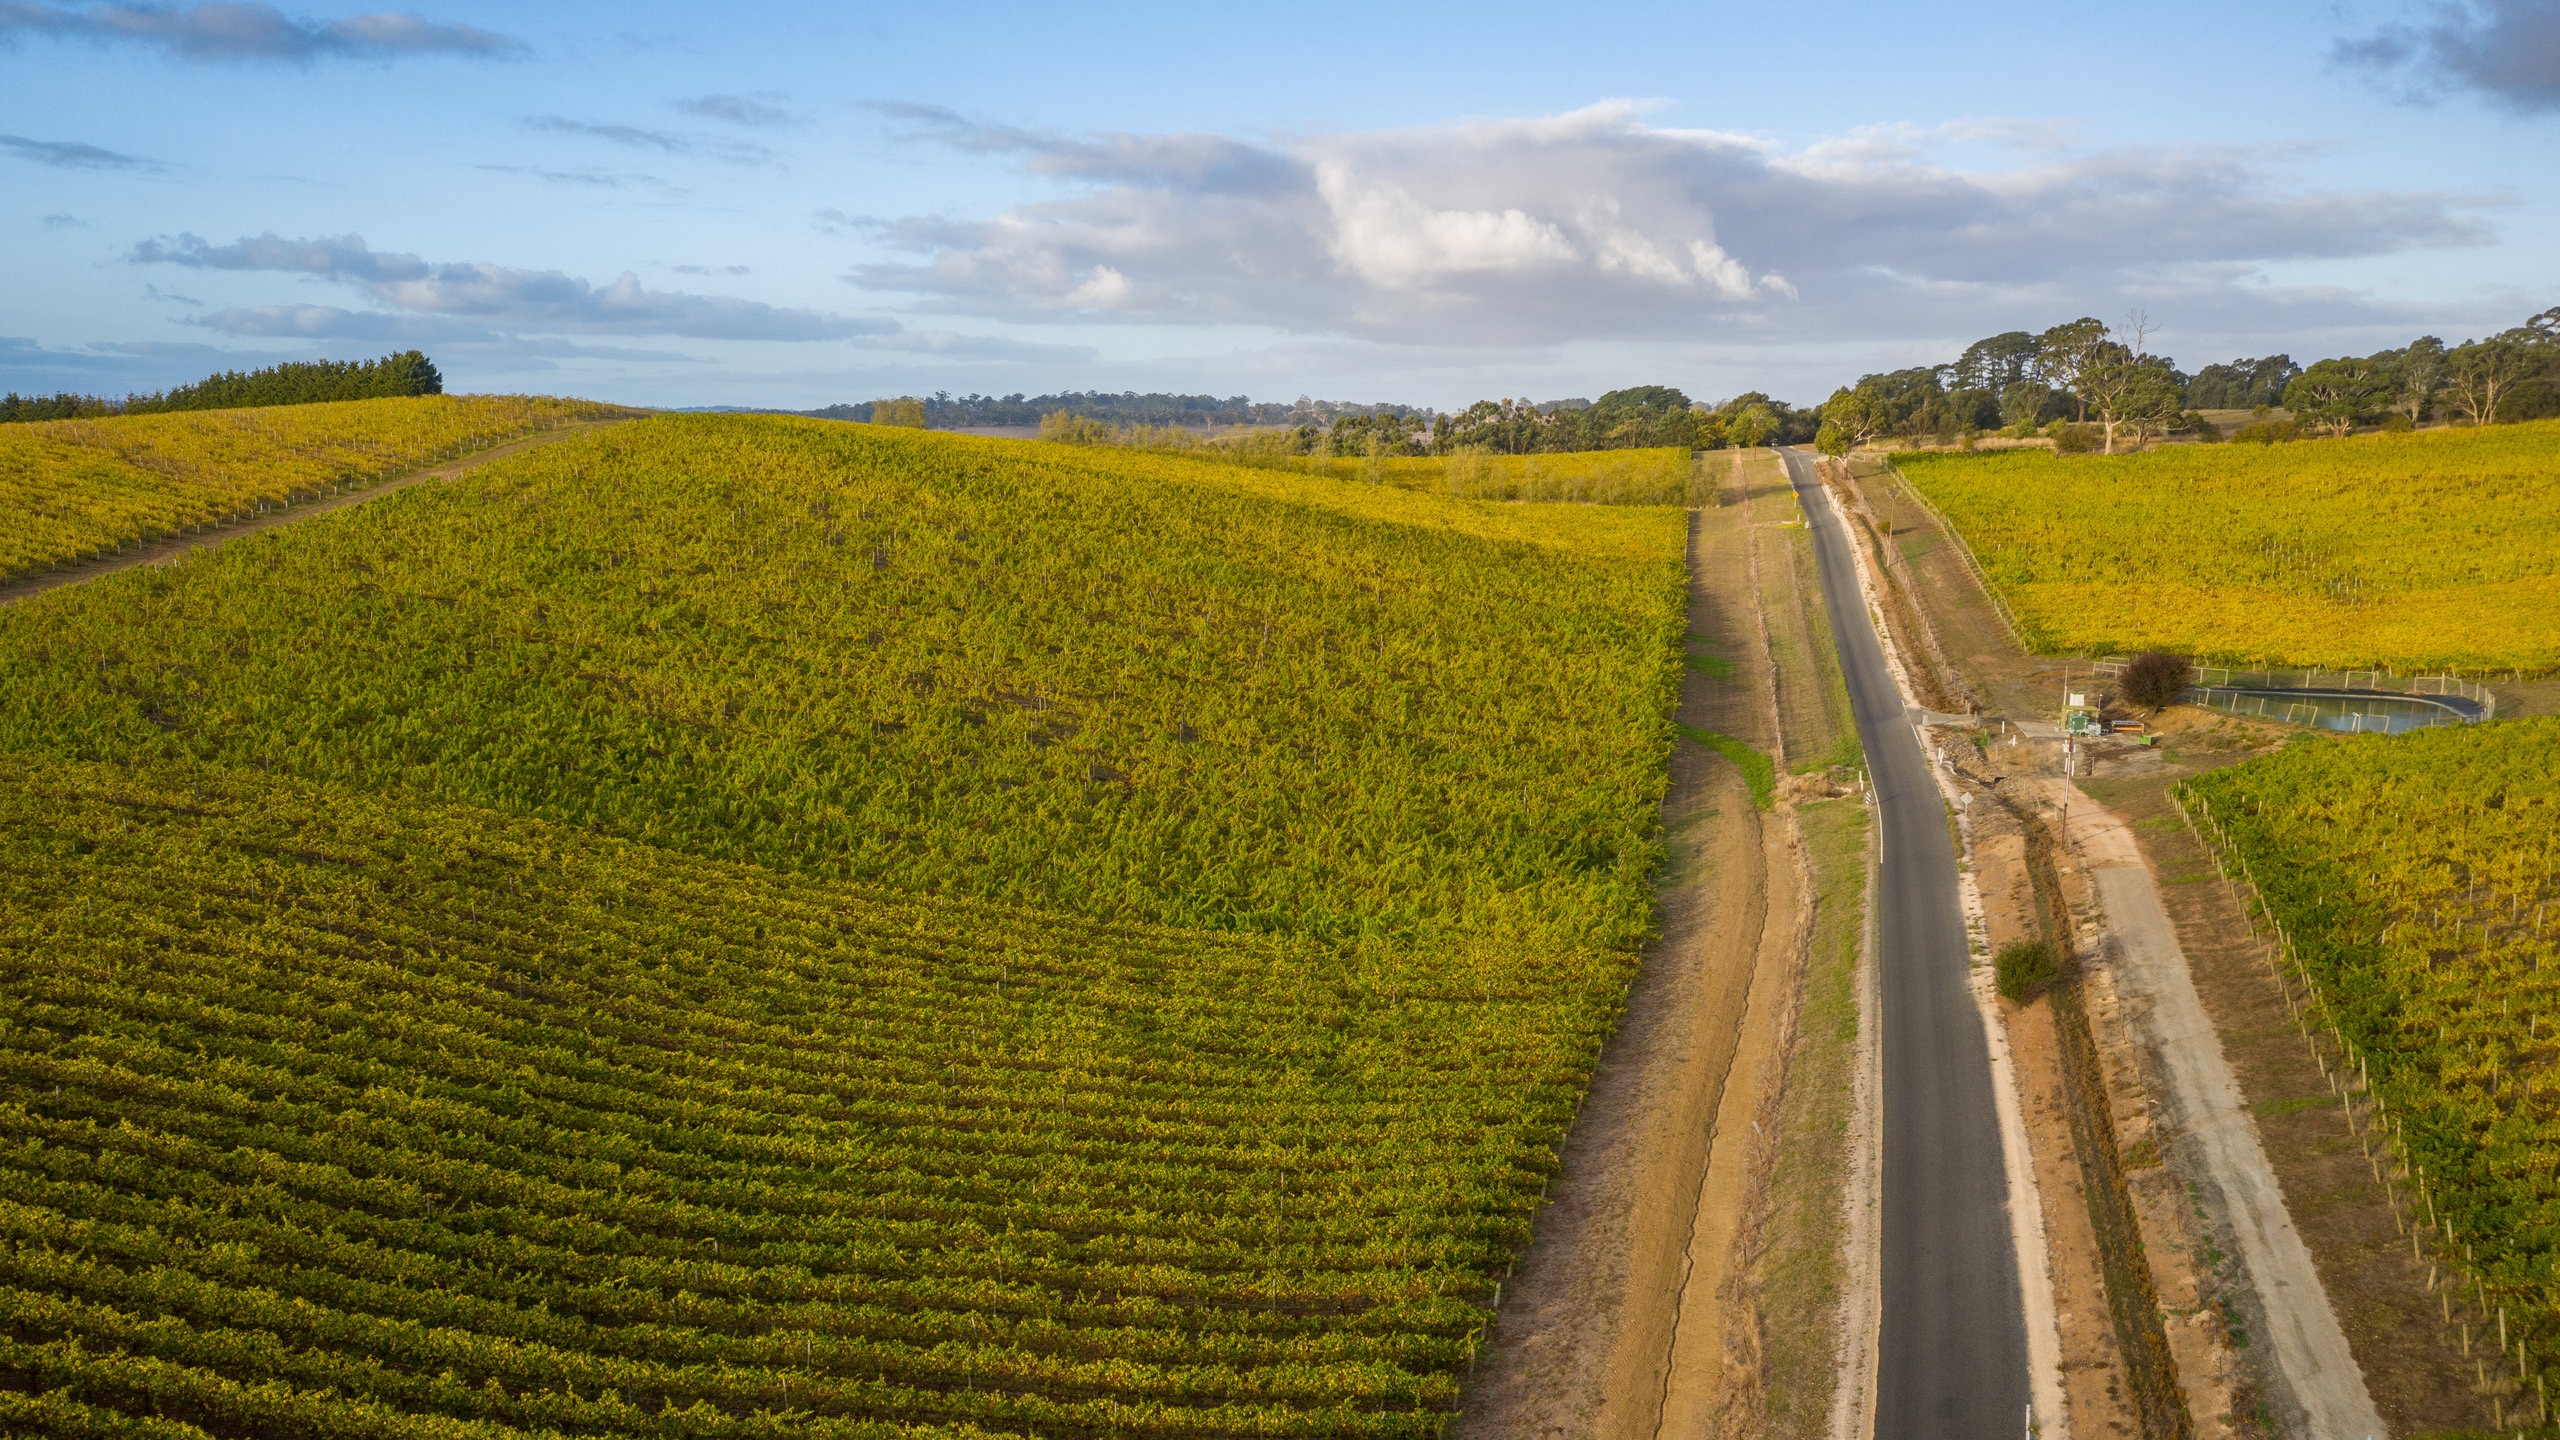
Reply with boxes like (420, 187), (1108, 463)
(0, 417), (637, 608)
(1454, 465), (1796, 1440)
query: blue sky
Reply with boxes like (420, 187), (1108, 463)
(3, 0), (2555, 409)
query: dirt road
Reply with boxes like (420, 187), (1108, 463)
(0, 417), (636, 607)
(2065, 785), (2387, 1440)
(1454, 470), (1798, 1439)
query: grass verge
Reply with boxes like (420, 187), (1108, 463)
(1680, 725), (1775, 810)
(1757, 796), (1873, 1438)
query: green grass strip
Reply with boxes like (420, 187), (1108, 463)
(1679, 725), (1775, 810)
(1684, 653), (1737, 679)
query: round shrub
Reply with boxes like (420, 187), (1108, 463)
(2119, 651), (2195, 713)
(1995, 939), (2058, 1000)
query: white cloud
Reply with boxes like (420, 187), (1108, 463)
(134, 231), (896, 341)
(845, 101), (2494, 347)
(1059, 265), (1132, 309)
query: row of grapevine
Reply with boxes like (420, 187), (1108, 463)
(0, 394), (626, 585)
(2178, 717), (2560, 1427)
(0, 415), (1698, 1434)
(1894, 419), (2560, 671)
(1259, 448), (1711, 506)
(0, 753), (1630, 1436)
(0, 416), (1690, 950)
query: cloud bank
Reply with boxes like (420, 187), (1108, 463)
(846, 102), (2496, 348)
(524, 113), (773, 165)
(677, 93), (798, 128)
(0, 2), (518, 62)
(2337, 0), (2560, 113)
(0, 132), (154, 168)
(133, 232), (892, 341)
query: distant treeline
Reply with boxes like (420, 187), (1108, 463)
(812, 391), (1424, 429)
(1817, 304), (2560, 454)
(854, 384), (1819, 457)
(1, 351), (445, 424)
(1035, 385), (1821, 460)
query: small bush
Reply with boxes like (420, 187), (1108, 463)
(2378, 413), (2415, 433)
(2049, 423), (2098, 454)
(2119, 651), (2195, 712)
(1995, 939), (2058, 1000)
(2231, 419), (2299, 445)
(2183, 411), (2222, 443)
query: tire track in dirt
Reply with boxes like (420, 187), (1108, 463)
(0, 417), (639, 607)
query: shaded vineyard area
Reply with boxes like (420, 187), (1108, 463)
(0, 755), (1611, 1438)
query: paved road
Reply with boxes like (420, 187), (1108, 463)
(1780, 448), (2029, 1437)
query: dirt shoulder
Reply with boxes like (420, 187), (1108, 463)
(1688, 450), (1876, 1440)
(1845, 441), (2477, 1433)
(1455, 459), (1800, 1439)
(0, 417), (638, 608)
(2080, 759), (2491, 1436)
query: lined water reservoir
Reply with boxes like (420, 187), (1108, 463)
(2192, 685), (2485, 734)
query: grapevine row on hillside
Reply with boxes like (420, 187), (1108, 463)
(0, 754), (1628, 1437)
(0, 416), (1690, 948)
(1894, 420), (2560, 671)
(1273, 447), (1711, 506)
(0, 394), (624, 585)
(2178, 718), (2560, 1404)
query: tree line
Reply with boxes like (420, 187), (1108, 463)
(855, 386), (1820, 456)
(0, 351), (445, 424)
(825, 391), (1425, 428)
(1815, 306), (2560, 456)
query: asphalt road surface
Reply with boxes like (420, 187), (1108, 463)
(1780, 448), (2029, 1437)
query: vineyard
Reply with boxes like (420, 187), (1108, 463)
(1893, 419), (2560, 671)
(0, 415), (1696, 1435)
(0, 395), (624, 586)
(0, 753), (1618, 1438)
(0, 416), (1688, 947)
(1284, 447), (1708, 506)
(2178, 718), (2560, 1418)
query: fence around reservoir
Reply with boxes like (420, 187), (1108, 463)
(2188, 686), (2480, 734)
(2083, 657), (2495, 733)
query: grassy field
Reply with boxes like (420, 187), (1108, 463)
(2180, 718), (2560, 1409)
(0, 413), (1693, 1436)
(0, 394), (620, 585)
(1893, 420), (2560, 672)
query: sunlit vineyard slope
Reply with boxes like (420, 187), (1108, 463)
(2180, 719), (2560, 1397)
(0, 394), (624, 585)
(1894, 420), (2560, 671)
(0, 754), (1618, 1439)
(0, 415), (1689, 948)
(0, 415), (1694, 1437)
